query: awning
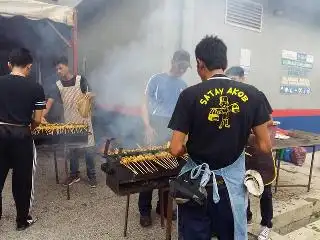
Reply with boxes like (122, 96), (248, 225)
(0, 0), (81, 26)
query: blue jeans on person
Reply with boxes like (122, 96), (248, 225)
(69, 148), (96, 179)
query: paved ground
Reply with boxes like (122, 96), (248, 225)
(1, 150), (320, 240)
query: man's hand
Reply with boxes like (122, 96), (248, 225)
(145, 125), (156, 145)
(86, 92), (95, 99)
(41, 117), (48, 124)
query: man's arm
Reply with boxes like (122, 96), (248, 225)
(251, 92), (272, 153)
(42, 98), (54, 118)
(168, 90), (192, 157)
(170, 131), (187, 156)
(32, 84), (46, 129)
(80, 76), (95, 98)
(143, 75), (159, 143)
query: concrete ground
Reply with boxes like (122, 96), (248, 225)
(1, 150), (320, 240)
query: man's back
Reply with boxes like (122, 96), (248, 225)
(0, 74), (44, 125)
(169, 75), (270, 169)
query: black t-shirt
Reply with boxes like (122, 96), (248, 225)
(0, 74), (46, 125)
(260, 91), (273, 115)
(47, 75), (90, 104)
(168, 74), (270, 170)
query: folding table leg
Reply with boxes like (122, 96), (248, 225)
(64, 144), (70, 200)
(308, 145), (316, 192)
(124, 194), (130, 237)
(53, 149), (59, 184)
(275, 150), (281, 193)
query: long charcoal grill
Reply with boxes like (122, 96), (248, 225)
(100, 140), (187, 237)
(33, 133), (88, 146)
(32, 124), (90, 200)
(102, 151), (187, 196)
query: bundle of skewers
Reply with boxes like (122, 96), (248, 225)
(32, 123), (89, 136)
(120, 151), (189, 175)
(108, 145), (169, 157)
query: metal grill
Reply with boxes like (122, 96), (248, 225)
(225, 0), (263, 32)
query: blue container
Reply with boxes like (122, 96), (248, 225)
(283, 148), (292, 162)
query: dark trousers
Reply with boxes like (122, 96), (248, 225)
(69, 148), (96, 179)
(179, 185), (234, 240)
(138, 190), (169, 216)
(247, 184), (273, 228)
(0, 125), (34, 225)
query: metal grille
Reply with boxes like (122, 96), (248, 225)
(225, 0), (263, 32)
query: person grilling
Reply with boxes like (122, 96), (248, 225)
(0, 48), (45, 230)
(42, 57), (97, 187)
(168, 36), (272, 239)
(226, 66), (276, 240)
(139, 50), (191, 227)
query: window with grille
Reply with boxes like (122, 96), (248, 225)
(225, 0), (263, 32)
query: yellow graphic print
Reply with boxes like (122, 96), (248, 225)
(208, 96), (240, 129)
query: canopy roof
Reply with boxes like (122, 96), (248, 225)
(0, 0), (82, 26)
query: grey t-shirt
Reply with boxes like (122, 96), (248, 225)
(145, 73), (187, 118)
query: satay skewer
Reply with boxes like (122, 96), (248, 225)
(144, 160), (158, 172)
(124, 163), (139, 175)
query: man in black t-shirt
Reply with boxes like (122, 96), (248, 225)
(168, 36), (272, 239)
(43, 57), (97, 187)
(0, 48), (45, 231)
(226, 66), (275, 240)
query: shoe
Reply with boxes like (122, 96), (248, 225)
(156, 208), (177, 221)
(258, 226), (271, 240)
(88, 178), (97, 188)
(63, 175), (80, 186)
(16, 216), (37, 231)
(140, 215), (152, 227)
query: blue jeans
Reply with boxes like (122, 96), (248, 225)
(69, 148), (96, 179)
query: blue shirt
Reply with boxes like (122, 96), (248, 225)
(145, 73), (187, 118)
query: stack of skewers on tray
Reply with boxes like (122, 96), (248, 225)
(32, 123), (89, 145)
(120, 151), (189, 175)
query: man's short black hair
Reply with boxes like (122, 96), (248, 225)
(55, 56), (68, 66)
(172, 50), (191, 64)
(195, 35), (227, 71)
(8, 48), (33, 67)
(225, 66), (244, 78)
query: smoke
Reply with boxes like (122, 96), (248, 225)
(89, 6), (165, 107)
(89, 3), (168, 147)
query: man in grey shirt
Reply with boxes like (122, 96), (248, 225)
(139, 50), (190, 227)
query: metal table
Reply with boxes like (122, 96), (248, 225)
(273, 130), (320, 192)
(36, 143), (86, 200)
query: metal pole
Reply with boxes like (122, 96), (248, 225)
(166, 194), (173, 240)
(275, 150), (281, 193)
(307, 145), (316, 192)
(123, 194), (130, 237)
(72, 9), (78, 75)
(54, 149), (59, 184)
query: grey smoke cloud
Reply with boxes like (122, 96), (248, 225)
(90, 6), (165, 108)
